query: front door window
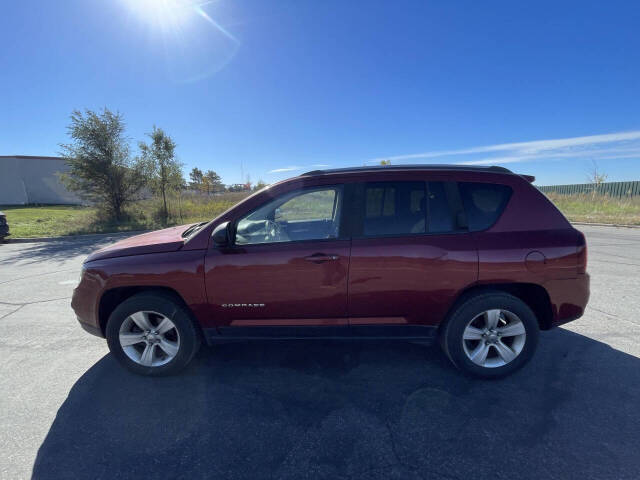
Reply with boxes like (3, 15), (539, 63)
(235, 186), (342, 245)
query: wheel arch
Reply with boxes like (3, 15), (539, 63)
(442, 282), (554, 332)
(98, 286), (199, 336)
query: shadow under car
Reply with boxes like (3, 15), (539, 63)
(33, 329), (639, 480)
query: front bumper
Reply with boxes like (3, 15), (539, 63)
(77, 317), (104, 337)
(71, 268), (105, 338)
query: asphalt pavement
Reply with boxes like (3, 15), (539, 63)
(0, 226), (639, 479)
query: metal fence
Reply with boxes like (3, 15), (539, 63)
(537, 181), (640, 197)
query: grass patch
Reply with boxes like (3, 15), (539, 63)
(545, 193), (640, 225)
(1, 205), (98, 238)
(3, 191), (639, 238)
(1, 192), (251, 238)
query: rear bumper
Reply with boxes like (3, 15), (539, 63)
(545, 273), (590, 328)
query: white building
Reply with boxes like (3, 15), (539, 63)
(0, 155), (79, 205)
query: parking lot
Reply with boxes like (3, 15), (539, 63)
(1, 225), (639, 480)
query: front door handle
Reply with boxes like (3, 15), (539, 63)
(304, 253), (339, 263)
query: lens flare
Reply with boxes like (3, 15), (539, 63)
(120, 0), (240, 82)
(194, 4), (238, 43)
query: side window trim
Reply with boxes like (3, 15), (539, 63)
(444, 181), (468, 230)
(337, 182), (359, 239)
(426, 181), (468, 233)
(231, 184), (346, 246)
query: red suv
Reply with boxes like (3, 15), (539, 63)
(72, 165), (589, 378)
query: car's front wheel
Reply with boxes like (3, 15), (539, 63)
(106, 293), (201, 376)
(440, 292), (539, 378)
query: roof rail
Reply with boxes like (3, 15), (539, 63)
(301, 164), (513, 176)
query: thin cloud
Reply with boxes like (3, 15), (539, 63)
(458, 146), (640, 166)
(267, 164), (331, 174)
(268, 166), (302, 173)
(367, 130), (640, 166)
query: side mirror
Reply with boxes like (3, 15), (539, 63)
(212, 221), (231, 247)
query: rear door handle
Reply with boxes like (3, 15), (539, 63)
(304, 253), (339, 263)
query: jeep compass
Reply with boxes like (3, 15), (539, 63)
(72, 165), (589, 378)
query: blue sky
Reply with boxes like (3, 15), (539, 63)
(1, 0), (639, 186)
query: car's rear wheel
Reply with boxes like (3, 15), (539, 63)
(106, 293), (201, 376)
(440, 292), (539, 378)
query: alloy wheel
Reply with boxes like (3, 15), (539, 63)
(462, 309), (526, 368)
(118, 311), (180, 367)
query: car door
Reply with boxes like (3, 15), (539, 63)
(348, 180), (478, 327)
(204, 184), (351, 333)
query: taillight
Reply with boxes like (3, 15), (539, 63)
(576, 229), (587, 274)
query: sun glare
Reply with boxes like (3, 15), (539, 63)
(123, 0), (197, 29)
(121, 0), (240, 82)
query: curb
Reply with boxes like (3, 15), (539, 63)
(571, 222), (640, 229)
(6, 230), (150, 244)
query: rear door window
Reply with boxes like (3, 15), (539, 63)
(458, 182), (512, 231)
(363, 182), (426, 236)
(359, 181), (472, 236)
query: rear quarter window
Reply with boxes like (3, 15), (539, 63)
(459, 182), (512, 231)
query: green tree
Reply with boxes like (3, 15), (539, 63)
(380, 159), (391, 166)
(138, 126), (184, 223)
(203, 170), (224, 195)
(254, 179), (267, 191)
(189, 167), (204, 191)
(60, 108), (146, 221)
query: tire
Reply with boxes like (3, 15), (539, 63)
(440, 292), (539, 378)
(106, 292), (201, 376)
